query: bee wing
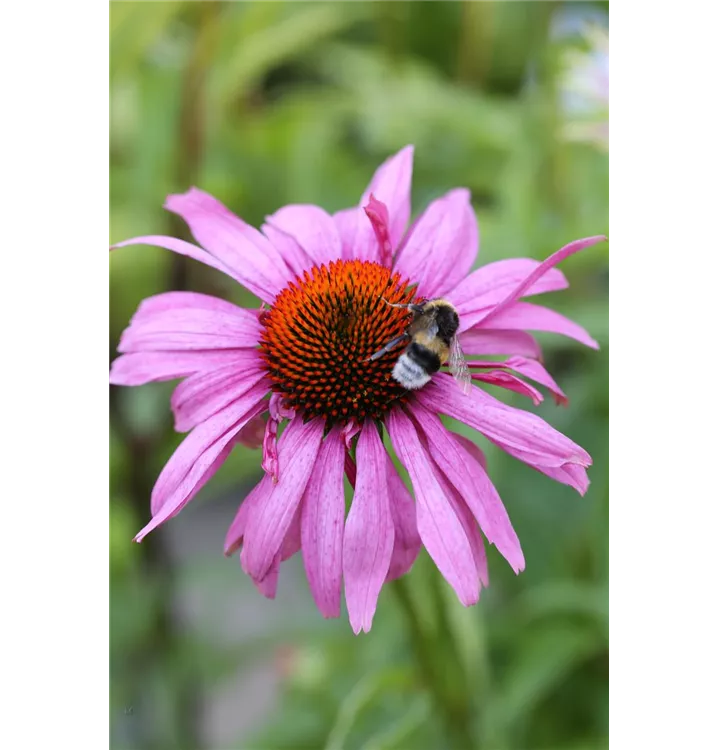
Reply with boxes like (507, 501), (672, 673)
(448, 335), (472, 394)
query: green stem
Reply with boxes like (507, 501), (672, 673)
(427, 565), (473, 719)
(392, 577), (476, 749)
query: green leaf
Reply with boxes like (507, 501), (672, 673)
(211, 3), (370, 109)
(488, 625), (604, 737)
(325, 669), (416, 750)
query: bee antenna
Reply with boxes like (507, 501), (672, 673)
(380, 296), (413, 310)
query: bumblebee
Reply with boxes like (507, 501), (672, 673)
(368, 298), (471, 393)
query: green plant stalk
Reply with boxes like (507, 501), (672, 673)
(427, 564), (474, 729)
(392, 577), (476, 749)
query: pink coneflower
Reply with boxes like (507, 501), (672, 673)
(110, 146), (605, 633)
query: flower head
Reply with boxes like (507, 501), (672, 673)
(111, 145), (605, 633)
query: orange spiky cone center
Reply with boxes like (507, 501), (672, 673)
(260, 260), (418, 424)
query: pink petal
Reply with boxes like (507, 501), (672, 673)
(234, 412), (266, 449)
(301, 428), (346, 619)
(477, 235), (607, 326)
(408, 402), (524, 574)
(165, 188), (292, 303)
(333, 208), (361, 260)
(478, 301), (599, 349)
(281, 505), (303, 560)
(111, 235), (239, 280)
(450, 259), (568, 327)
(344, 451), (357, 487)
(264, 204), (342, 269)
(387, 409), (480, 606)
(118, 293), (262, 353)
(241, 418), (324, 582)
(385, 459), (421, 581)
(459, 328), (543, 360)
(254, 503), (304, 599)
(469, 356), (568, 406)
(261, 394), (295, 482)
(137, 396), (267, 540)
(343, 421), (395, 634)
(341, 419), (361, 451)
(254, 558), (280, 599)
(110, 350), (254, 386)
(131, 291), (250, 317)
(432, 461), (490, 588)
(224, 474), (272, 555)
(417, 373), (591, 469)
(452, 434), (488, 470)
(118, 318), (259, 352)
(471, 370), (544, 406)
(528, 460), (591, 496)
(269, 392), (295, 421)
(261, 222), (315, 277)
(261, 414), (280, 482)
(170, 365), (268, 432)
(335, 145), (414, 263)
(393, 188), (478, 298)
(363, 195), (393, 268)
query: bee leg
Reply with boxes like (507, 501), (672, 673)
(365, 333), (410, 362)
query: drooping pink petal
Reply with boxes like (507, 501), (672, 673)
(300, 428), (346, 619)
(131, 291), (248, 317)
(164, 188), (293, 302)
(417, 373), (591, 470)
(109, 350), (254, 386)
(459, 328), (543, 360)
(254, 558), (280, 599)
(469, 357), (568, 406)
(476, 235), (607, 326)
(471, 370), (544, 406)
(118, 293), (262, 353)
(224, 474), (272, 556)
(475, 301), (599, 349)
(137, 396), (268, 540)
(225, 481), (303, 599)
(408, 402), (524, 574)
(111, 235), (240, 280)
(452, 434), (488, 470)
(170, 364), (268, 432)
(256, 505), (304, 598)
(393, 188), (478, 298)
(335, 145), (414, 263)
(387, 408), (480, 606)
(432, 461), (490, 588)
(343, 421), (395, 634)
(228, 486), (304, 597)
(264, 204), (342, 268)
(363, 195), (393, 268)
(241, 418), (324, 582)
(450, 258), (568, 326)
(385, 459), (421, 581)
(536, 462), (591, 495)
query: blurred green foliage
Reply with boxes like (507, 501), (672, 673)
(110, 2), (608, 749)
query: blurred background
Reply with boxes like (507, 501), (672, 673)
(110, 2), (608, 749)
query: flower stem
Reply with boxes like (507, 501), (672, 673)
(391, 576), (476, 749)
